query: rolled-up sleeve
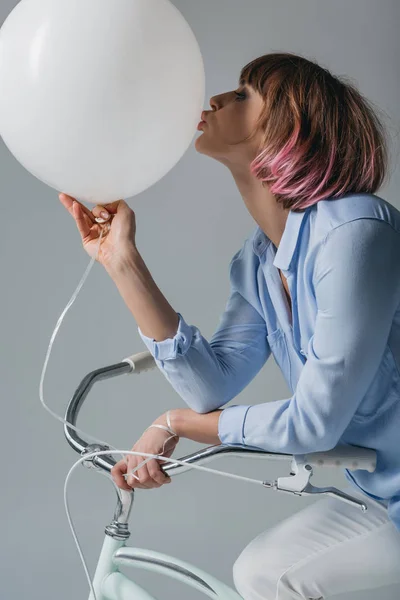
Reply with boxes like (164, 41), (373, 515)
(138, 242), (271, 413)
(218, 219), (400, 453)
(138, 312), (194, 361)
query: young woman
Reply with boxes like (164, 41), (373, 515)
(60, 52), (400, 599)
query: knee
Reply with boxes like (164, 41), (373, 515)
(232, 544), (300, 600)
(233, 551), (323, 600)
(232, 547), (273, 600)
(232, 551), (254, 599)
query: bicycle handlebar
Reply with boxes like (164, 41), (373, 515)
(63, 351), (377, 477)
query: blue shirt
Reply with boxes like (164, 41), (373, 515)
(138, 192), (400, 533)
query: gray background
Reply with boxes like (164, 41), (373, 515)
(1, 1), (399, 598)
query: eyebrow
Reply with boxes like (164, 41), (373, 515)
(238, 79), (252, 92)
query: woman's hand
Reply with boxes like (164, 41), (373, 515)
(111, 416), (180, 491)
(59, 193), (137, 270)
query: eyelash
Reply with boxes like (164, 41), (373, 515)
(234, 91), (246, 101)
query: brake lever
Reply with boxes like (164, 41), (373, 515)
(261, 454), (368, 512)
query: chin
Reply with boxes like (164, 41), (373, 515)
(194, 140), (229, 167)
(194, 135), (214, 157)
(194, 135), (207, 154)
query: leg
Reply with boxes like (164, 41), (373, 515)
(232, 485), (400, 600)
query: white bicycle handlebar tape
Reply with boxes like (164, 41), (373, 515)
(303, 445), (376, 473)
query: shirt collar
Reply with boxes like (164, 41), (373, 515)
(252, 207), (309, 271)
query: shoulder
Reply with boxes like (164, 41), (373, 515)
(311, 195), (400, 285)
(310, 192), (400, 245)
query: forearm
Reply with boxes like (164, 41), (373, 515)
(105, 248), (180, 341)
(156, 408), (223, 445)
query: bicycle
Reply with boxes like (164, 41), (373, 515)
(63, 350), (378, 600)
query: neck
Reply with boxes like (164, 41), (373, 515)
(229, 163), (290, 250)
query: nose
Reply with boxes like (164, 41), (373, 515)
(209, 96), (218, 110)
(209, 94), (220, 112)
(201, 96), (219, 121)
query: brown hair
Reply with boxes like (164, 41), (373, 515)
(239, 52), (391, 210)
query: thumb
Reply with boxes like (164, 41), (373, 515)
(102, 199), (128, 214)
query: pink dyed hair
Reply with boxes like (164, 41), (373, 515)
(239, 52), (390, 211)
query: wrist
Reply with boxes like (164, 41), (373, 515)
(171, 408), (223, 445)
(168, 409), (182, 437)
(154, 410), (181, 437)
(104, 245), (141, 277)
(155, 409), (222, 445)
(155, 409), (181, 437)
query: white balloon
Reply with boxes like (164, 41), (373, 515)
(0, 0), (205, 203)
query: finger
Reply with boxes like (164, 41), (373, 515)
(111, 460), (150, 490)
(139, 458), (163, 487)
(130, 456), (154, 488)
(91, 199), (126, 221)
(126, 453), (155, 489)
(72, 201), (92, 239)
(126, 457), (146, 488)
(126, 454), (138, 479)
(59, 193), (96, 225)
(60, 194), (95, 232)
(112, 463), (131, 491)
(102, 199), (125, 214)
(111, 462), (131, 491)
(148, 460), (172, 486)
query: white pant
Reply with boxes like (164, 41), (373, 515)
(232, 484), (400, 600)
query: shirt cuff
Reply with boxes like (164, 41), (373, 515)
(218, 404), (251, 445)
(137, 312), (194, 361)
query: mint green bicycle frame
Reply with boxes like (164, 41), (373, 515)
(64, 351), (377, 600)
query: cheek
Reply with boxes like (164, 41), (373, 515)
(217, 113), (250, 145)
(197, 118), (237, 148)
(196, 107), (261, 151)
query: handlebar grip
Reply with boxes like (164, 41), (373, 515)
(305, 445), (377, 472)
(121, 351), (157, 374)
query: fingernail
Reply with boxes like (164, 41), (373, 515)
(101, 211), (109, 219)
